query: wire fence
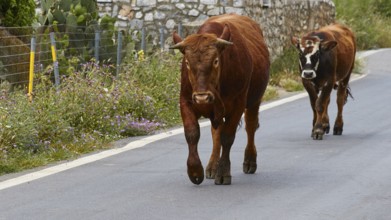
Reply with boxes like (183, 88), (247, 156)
(0, 24), (182, 95)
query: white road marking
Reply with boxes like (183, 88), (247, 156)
(0, 49), (385, 191)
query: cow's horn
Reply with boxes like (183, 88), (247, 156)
(216, 38), (233, 46)
(169, 42), (185, 50)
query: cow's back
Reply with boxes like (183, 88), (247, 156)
(197, 14), (270, 107)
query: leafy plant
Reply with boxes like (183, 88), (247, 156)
(0, 53), (181, 175)
(334, 0), (391, 49)
(0, 0), (36, 27)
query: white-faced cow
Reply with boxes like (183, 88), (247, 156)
(291, 24), (356, 140)
(170, 14), (270, 185)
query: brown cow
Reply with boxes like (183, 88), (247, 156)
(170, 14), (269, 185)
(291, 24), (356, 140)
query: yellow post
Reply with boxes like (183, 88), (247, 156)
(51, 44), (57, 61)
(28, 37), (36, 102)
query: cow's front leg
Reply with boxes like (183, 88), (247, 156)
(215, 111), (243, 185)
(181, 104), (204, 185)
(184, 123), (204, 185)
(313, 84), (333, 140)
(214, 130), (234, 185)
(303, 80), (319, 138)
(205, 125), (221, 179)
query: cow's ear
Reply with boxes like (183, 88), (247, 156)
(291, 36), (301, 51)
(172, 31), (182, 44)
(220, 24), (231, 41)
(170, 31), (185, 54)
(321, 40), (337, 51)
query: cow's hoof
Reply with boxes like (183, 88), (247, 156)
(215, 175), (232, 185)
(312, 130), (324, 140)
(333, 127), (343, 135)
(313, 133), (323, 140)
(205, 166), (216, 179)
(206, 159), (219, 179)
(324, 124), (330, 134)
(312, 127), (324, 140)
(243, 161), (257, 174)
(215, 159), (231, 185)
(188, 172), (204, 185)
(187, 165), (204, 185)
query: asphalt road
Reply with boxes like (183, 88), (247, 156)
(1, 49), (391, 220)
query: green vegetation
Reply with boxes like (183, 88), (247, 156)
(0, 0), (36, 27)
(334, 0), (391, 49)
(0, 53), (182, 175)
(269, 47), (303, 93)
(0, 0), (36, 42)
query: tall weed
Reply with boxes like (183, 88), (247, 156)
(335, 0), (391, 49)
(0, 53), (181, 174)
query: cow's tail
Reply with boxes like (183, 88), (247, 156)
(334, 83), (354, 104)
(345, 85), (354, 104)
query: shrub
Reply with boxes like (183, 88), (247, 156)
(269, 47), (302, 89)
(334, 0), (391, 49)
(0, 53), (181, 174)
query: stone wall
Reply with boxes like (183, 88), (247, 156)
(246, 0), (335, 59)
(98, 0), (335, 58)
(34, 1), (335, 58)
(100, 0), (336, 59)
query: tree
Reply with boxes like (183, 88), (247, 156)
(0, 0), (36, 27)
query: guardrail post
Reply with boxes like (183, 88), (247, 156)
(28, 37), (36, 102)
(160, 27), (164, 51)
(116, 31), (123, 77)
(50, 32), (60, 88)
(95, 31), (100, 62)
(141, 27), (146, 52)
(178, 22), (183, 38)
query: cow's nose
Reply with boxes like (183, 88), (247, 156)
(301, 70), (316, 79)
(192, 91), (215, 104)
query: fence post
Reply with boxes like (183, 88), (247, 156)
(178, 22), (183, 38)
(141, 27), (146, 52)
(160, 27), (164, 51)
(95, 31), (100, 62)
(116, 31), (123, 77)
(28, 37), (36, 102)
(50, 32), (60, 88)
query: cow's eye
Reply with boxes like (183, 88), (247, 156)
(185, 59), (190, 69)
(213, 58), (219, 67)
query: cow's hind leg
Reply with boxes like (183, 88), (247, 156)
(205, 126), (221, 179)
(322, 97), (331, 134)
(243, 103), (260, 174)
(334, 79), (351, 135)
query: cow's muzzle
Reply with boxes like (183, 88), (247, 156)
(301, 70), (317, 79)
(192, 91), (215, 104)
